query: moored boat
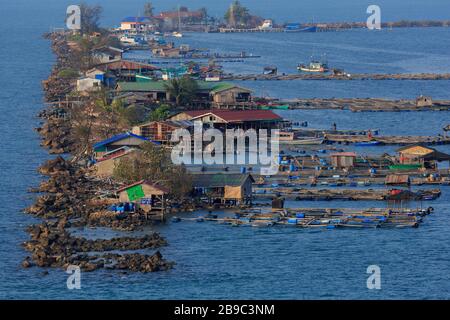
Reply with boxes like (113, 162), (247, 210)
(297, 60), (329, 73)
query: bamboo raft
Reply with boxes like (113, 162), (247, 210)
(253, 187), (441, 201)
(172, 207), (433, 229)
(282, 98), (450, 112)
(324, 134), (450, 145)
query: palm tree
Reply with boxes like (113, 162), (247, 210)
(164, 76), (199, 106)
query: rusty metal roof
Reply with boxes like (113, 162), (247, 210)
(385, 174), (410, 185)
(187, 109), (282, 123)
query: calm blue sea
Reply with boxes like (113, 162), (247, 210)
(0, 0), (449, 299)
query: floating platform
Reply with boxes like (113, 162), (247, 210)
(253, 188), (441, 201)
(324, 134), (450, 145)
(282, 98), (450, 112)
(223, 73), (450, 81)
(173, 207), (433, 229)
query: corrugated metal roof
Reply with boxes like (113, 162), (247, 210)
(99, 60), (159, 71)
(190, 109), (282, 123)
(116, 81), (251, 94)
(330, 152), (357, 157)
(93, 132), (157, 149)
(385, 174), (410, 185)
(165, 120), (194, 128)
(192, 174), (254, 188)
(116, 180), (170, 194)
(397, 144), (435, 154)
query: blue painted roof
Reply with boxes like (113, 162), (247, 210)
(121, 16), (151, 23)
(94, 132), (159, 149)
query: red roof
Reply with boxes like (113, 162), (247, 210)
(183, 109), (282, 123)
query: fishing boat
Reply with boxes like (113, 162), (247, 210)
(297, 60), (329, 73)
(280, 137), (324, 145)
(284, 23), (318, 33)
(354, 141), (381, 147)
(120, 35), (141, 46)
(263, 66), (277, 75)
(205, 75), (221, 82)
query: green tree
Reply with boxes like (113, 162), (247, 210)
(224, 1), (250, 27)
(113, 142), (192, 200)
(78, 3), (103, 34)
(148, 104), (171, 121)
(122, 104), (147, 126)
(143, 2), (154, 17)
(164, 76), (199, 106)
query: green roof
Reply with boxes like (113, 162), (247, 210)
(116, 81), (250, 93)
(192, 174), (254, 188)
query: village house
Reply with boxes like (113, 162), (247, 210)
(91, 46), (123, 64)
(120, 16), (155, 32)
(168, 109), (285, 131)
(96, 60), (159, 82)
(113, 92), (152, 107)
(397, 144), (450, 169)
(192, 174), (254, 205)
(116, 180), (169, 219)
(85, 68), (116, 88)
(94, 147), (140, 178)
(330, 152), (357, 169)
(132, 120), (194, 144)
(115, 81), (252, 106)
(93, 132), (155, 159)
(385, 174), (411, 186)
(76, 77), (102, 92)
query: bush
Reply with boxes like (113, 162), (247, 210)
(58, 68), (79, 79)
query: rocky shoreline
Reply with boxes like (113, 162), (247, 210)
(22, 32), (173, 273)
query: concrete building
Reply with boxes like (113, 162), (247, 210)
(120, 17), (154, 32)
(76, 77), (101, 92)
